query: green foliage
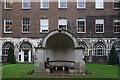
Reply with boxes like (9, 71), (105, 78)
(7, 46), (16, 64)
(107, 45), (119, 65)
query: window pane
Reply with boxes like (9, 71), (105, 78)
(78, 0), (85, 8)
(41, 0), (49, 8)
(59, 0), (67, 8)
(58, 19), (67, 30)
(22, 18), (30, 32)
(4, 19), (12, 33)
(5, 0), (12, 9)
(95, 19), (104, 33)
(114, 0), (120, 9)
(114, 19), (120, 32)
(77, 19), (85, 32)
(40, 19), (49, 33)
(59, 19), (67, 25)
(23, 0), (31, 9)
(96, 0), (104, 9)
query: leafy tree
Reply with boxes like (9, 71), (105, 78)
(7, 46), (16, 64)
(107, 45), (119, 65)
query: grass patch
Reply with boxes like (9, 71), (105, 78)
(70, 64), (119, 78)
(2, 63), (45, 78)
(1, 63), (119, 78)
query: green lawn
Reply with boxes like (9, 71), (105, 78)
(1, 63), (119, 78)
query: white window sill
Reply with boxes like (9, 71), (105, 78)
(4, 32), (12, 33)
(95, 8), (104, 10)
(22, 32), (30, 34)
(22, 8), (31, 10)
(114, 32), (120, 33)
(114, 8), (120, 10)
(77, 32), (86, 33)
(4, 8), (12, 10)
(77, 7), (86, 9)
(40, 32), (48, 33)
(58, 7), (67, 9)
(95, 55), (107, 56)
(96, 32), (104, 33)
(40, 7), (49, 9)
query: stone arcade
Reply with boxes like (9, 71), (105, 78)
(34, 30), (85, 73)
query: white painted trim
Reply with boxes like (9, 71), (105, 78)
(40, 19), (49, 33)
(95, 0), (104, 9)
(40, 0), (49, 9)
(4, 19), (12, 33)
(4, 0), (13, 9)
(95, 19), (104, 33)
(58, 19), (67, 30)
(58, 0), (67, 9)
(77, 19), (86, 33)
(22, 0), (31, 9)
(22, 18), (30, 33)
(77, 0), (86, 9)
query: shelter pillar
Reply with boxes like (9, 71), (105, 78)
(34, 48), (45, 72)
(74, 48), (85, 73)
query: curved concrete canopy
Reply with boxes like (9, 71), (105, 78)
(41, 30), (79, 48)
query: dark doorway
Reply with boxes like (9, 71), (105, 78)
(24, 50), (29, 61)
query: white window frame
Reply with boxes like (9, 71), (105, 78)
(4, 19), (12, 33)
(22, 0), (31, 9)
(77, 0), (86, 9)
(95, 0), (104, 9)
(114, 0), (120, 9)
(41, 0), (49, 9)
(2, 42), (14, 56)
(59, 0), (67, 8)
(114, 19), (120, 33)
(77, 19), (86, 33)
(95, 46), (105, 56)
(58, 19), (67, 30)
(4, 0), (13, 9)
(40, 19), (49, 33)
(95, 19), (104, 33)
(22, 18), (30, 33)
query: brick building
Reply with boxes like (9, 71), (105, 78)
(0, 0), (120, 63)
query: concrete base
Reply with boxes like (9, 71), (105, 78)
(74, 62), (85, 74)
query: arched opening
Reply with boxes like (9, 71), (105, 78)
(46, 33), (74, 61)
(93, 42), (107, 62)
(19, 42), (32, 62)
(2, 42), (14, 62)
(45, 33), (75, 72)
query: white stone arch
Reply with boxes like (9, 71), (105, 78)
(2, 41), (14, 52)
(17, 39), (34, 62)
(93, 41), (106, 56)
(2, 39), (14, 47)
(2, 41), (14, 62)
(41, 29), (79, 48)
(18, 39), (34, 49)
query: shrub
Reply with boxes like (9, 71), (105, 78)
(28, 70), (34, 75)
(7, 46), (16, 64)
(107, 45), (119, 65)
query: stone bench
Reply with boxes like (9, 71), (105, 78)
(46, 60), (75, 73)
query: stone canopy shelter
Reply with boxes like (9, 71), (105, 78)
(34, 30), (85, 73)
